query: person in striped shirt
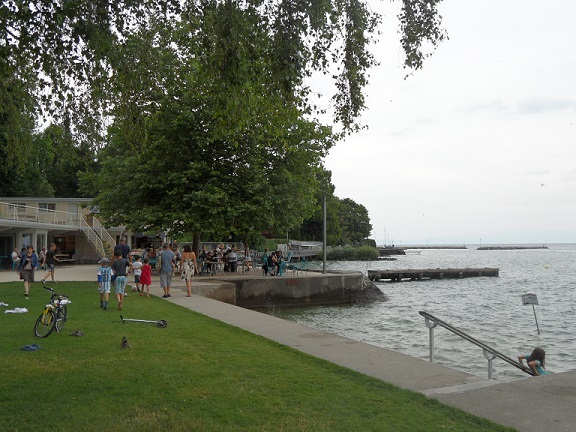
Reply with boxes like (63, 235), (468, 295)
(97, 258), (112, 310)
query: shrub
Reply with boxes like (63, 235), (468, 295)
(327, 246), (379, 261)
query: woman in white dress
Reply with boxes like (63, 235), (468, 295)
(181, 244), (198, 297)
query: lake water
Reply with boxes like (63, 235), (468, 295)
(266, 243), (576, 381)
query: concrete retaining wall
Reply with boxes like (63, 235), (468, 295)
(193, 272), (387, 308)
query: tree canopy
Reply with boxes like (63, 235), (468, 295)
(1, 0), (447, 245)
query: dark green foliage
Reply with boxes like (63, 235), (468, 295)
(1, 0), (447, 245)
(338, 197), (372, 245)
(327, 245), (379, 261)
(398, 0), (449, 74)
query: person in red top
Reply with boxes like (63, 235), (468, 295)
(139, 257), (153, 297)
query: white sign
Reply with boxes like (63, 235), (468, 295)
(521, 293), (539, 306)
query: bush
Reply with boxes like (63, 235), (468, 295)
(327, 246), (379, 261)
(354, 245), (379, 260)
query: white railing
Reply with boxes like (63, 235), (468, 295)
(0, 202), (75, 225)
(88, 215), (116, 252)
(79, 218), (106, 257)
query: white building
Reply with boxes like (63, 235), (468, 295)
(0, 197), (163, 267)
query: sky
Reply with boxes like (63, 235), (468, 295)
(321, 0), (576, 246)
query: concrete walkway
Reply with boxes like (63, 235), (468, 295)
(3, 265), (575, 431)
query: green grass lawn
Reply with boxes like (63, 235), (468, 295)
(0, 281), (513, 431)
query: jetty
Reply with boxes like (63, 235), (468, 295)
(377, 245), (468, 256)
(476, 246), (548, 250)
(367, 267), (499, 282)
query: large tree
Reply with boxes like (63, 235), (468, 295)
(338, 198), (372, 245)
(1, 1), (447, 160)
(2, 1), (447, 243)
(92, 2), (336, 243)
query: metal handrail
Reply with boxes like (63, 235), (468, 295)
(79, 218), (106, 257)
(87, 215), (116, 251)
(419, 310), (534, 378)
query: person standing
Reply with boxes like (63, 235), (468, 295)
(261, 248), (270, 275)
(97, 258), (112, 310)
(173, 245), (181, 276)
(180, 244), (198, 297)
(19, 245), (39, 298)
(38, 247), (47, 269)
(139, 257), (152, 297)
(226, 247), (238, 273)
(132, 255), (143, 292)
(11, 248), (20, 269)
(113, 236), (132, 262)
(40, 243), (61, 283)
(111, 249), (132, 311)
(159, 243), (175, 298)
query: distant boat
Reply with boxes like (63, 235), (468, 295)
(404, 249), (422, 255)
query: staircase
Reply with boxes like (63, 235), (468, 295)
(80, 216), (116, 260)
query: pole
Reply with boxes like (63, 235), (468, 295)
(322, 193), (327, 274)
(424, 316), (437, 362)
(532, 304), (541, 335)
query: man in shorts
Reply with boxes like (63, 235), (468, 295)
(40, 243), (61, 283)
(111, 250), (132, 311)
(159, 243), (175, 298)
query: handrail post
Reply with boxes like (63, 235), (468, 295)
(424, 317), (438, 362)
(483, 349), (497, 379)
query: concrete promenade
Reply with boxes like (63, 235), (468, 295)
(2, 265), (575, 431)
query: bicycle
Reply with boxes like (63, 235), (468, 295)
(34, 283), (71, 338)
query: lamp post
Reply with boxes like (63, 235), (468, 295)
(323, 193), (327, 274)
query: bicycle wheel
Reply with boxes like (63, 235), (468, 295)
(55, 308), (66, 333)
(34, 311), (56, 338)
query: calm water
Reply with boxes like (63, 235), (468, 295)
(267, 244), (576, 381)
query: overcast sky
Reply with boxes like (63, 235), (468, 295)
(322, 0), (576, 246)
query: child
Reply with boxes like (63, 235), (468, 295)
(111, 250), (132, 311)
(518, 347), (551, 376)
(97, 258), (112, 310)
(132, 255), (143, 292)
(139, 257), (152, 297)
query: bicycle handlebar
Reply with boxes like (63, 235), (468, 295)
(43, 285), (68, 299)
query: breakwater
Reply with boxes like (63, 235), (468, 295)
(476, 246), (549, 250)
(378, 245), (468, 256)
(367, 267), (499, 282)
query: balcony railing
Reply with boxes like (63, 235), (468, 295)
(0, 202), (75, 225)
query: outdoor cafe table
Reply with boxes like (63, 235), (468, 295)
(55, 254), (75, 266)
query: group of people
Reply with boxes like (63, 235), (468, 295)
(15, 243), (62, 298)
(97, 237), (153, 311)
(197, 245), (250, 275)
(261, 248), (286, 276)
(96, 240), (195, 311)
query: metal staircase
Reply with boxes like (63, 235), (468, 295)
(79, 216), (116, 260)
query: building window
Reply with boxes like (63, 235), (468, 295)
(39, 203), (56, 211)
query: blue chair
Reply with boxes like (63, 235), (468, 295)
(278, 252), (293, 276)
